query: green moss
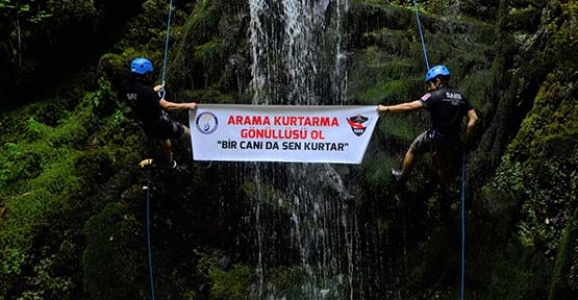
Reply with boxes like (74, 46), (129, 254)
(548, 219), (578, 299)
(194, 38), (228, 82)
(509, 72), (578, 158)
(169, 0), (248, 97)
(360, 151), (399, 186)
(386, 78), (423, 101)
(506, 7), (541, 31)
(379, 114), (420, 142)
(82, 202), (144, 299)
(0, 155), (82, 245)
(362, 28), (412, 54)
(243, 180), (290, 213)
(186, 0), (219, 43)
(181, 88), (236, 104)
(348, 2), (414, 33)
(0, 189), (52, 245)
(196, 250), (253, 300)
(457, 69), (494, 111)
(0, 87), (102, 296)
(209, 263), (256, 300)
(348, 46), (423, 103)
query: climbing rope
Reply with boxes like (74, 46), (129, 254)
(144, 1), (175, 299)
(412, 0), (430, 71)
(145, 163), (156, 300)
(461, 151), (466, 300)
(412, 1), (466, 299)
(159, 0), (175, 99)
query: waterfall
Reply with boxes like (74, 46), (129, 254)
(248, 0), (353, 299)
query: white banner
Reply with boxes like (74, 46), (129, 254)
(189, 104), (378, 164)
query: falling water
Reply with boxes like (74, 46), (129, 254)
(248, 0), (353, 299)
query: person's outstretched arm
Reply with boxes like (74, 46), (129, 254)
(464, 108), (478, 140)
(159, 99), (197, 112)
(377, 100), (423, 113)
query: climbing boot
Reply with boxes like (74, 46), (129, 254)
(391, 168), (404, 184)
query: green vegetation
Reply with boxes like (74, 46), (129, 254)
(0, 0), (577, 299)
(0, 89), (102, 298)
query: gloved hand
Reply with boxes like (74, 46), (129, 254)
(153, 84), (165, 92)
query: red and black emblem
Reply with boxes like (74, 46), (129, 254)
(346, 114), (369, 136)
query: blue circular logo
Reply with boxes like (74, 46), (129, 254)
(196, 112), (218, 134)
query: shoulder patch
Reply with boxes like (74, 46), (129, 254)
(421, 93), (431, 101)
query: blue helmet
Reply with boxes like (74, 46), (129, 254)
(425, 65), (450, 82)
(131, 57), (153, 74)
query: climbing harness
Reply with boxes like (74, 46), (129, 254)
(411, 1), (467, 299)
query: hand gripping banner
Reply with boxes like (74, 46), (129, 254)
(189, 104), (378, 164)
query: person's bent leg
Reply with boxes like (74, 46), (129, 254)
(400, 149), (416, 181)
(178, 126), (193, 162)
(433, 147), (451, 186)
(180, 126), (191, 149)
(393, 131), (429, 184)
(159, 139), (175, 167)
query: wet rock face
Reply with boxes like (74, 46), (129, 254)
(1, 1), (577, 299)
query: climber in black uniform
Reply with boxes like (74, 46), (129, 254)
(126, 57), (197, 169)
(377, 65), (478, 185)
